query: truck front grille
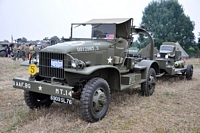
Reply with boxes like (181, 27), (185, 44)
(39, 52), (65, 79)
(160, 53), (167, 58)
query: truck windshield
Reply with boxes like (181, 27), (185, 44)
(72, 24), (115, 39)
(160, 45), (174, 52)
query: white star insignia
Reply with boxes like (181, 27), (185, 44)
(38, 85), (42, 91)
(107, 56), (113, 64)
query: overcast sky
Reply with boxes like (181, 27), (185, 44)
(0, 0), (199, 42)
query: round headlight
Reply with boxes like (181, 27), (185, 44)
(71, 61), (76, 68)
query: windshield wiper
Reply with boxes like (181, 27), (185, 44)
(92, 24), (101, 29)
(74, 24), (86, 28)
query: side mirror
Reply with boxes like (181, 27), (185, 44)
(130, 42), (134, 47)
(118, 38), (123, 43)
(140, 24), (146, 29)
(128, 37), (134, 47)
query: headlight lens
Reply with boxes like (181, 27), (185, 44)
(71, 60), (77, 68)
(67, 54), (88, 70)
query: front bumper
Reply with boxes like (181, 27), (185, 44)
(13, 77), (73, 99)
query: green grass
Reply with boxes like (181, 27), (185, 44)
(7, 119), (21, 132)
(189, 130), (199, 133)
(6, 109), (29, 132)
(0, 89), (6, 92)
(163, 91), (176, 97)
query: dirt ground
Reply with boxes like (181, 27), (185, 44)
(0, 57), (199, 133)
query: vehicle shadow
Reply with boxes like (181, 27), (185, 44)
(157, 74), (185, 83)
(110, 86), (144, 107)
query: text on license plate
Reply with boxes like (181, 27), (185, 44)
(51, 59), (63, 68)
(50, 95), (72, 104)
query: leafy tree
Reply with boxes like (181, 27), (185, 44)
(21, 37), (27, 42)
(50, 36), (61, 45)
(197, 38), (200, 49)
(16, 37), (27, 43)
(3, 40), (9, 42)
(139, 0), (195, 49)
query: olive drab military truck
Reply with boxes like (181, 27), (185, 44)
(156, 42), (193, 80)
(13, 18), (160, 122)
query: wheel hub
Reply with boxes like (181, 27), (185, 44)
(98, 93), (107, 105)
(92, 89), (107, 113)
(148, 75), (156, 89)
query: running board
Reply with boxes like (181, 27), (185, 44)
(120, 79), (146, 90)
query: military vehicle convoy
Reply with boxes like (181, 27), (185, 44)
(156, 42), (193, 80)
(13, 18), (160, 122)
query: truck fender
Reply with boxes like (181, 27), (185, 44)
(64, 65), (120, 75)
(137, 60), (159, 79)
(65, 65), (121, 91)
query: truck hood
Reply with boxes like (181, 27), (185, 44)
(41, 40), (112, 54)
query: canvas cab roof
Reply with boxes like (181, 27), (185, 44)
(72, 18), (133, 24)
(71, 18), (133, 39)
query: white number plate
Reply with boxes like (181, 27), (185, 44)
(51, 59), (63, 68)
(50, 95), (72, 104)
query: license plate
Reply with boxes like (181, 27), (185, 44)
(51, 59), (63, 68)
(50, 95), (72, 104)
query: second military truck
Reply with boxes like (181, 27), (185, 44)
(156, 42), (193, 80)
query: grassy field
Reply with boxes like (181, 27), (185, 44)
(0, 57), (199, 133)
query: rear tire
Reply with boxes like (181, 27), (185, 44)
(141, 68), (156, 96)
(24, 91), (53, 109)
(80, 78), (110, 122)
(186, 64), (193, 80)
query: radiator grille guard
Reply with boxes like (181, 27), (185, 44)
(39, 52), (71, 79)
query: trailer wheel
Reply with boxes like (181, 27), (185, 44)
(24, 91), (53, 109)
(80, 77), (110, 122)
(186, 64), (193, 80)
(141, 68), (156, 96)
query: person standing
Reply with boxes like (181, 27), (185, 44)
(19, 43), (25, 61)
(6, 43), (12, 58)
(12, 44), (18, 61)
(24, 44), (30, 60)
(29, 44), (35, 59)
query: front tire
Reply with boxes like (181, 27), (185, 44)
(80, 78), (110, 122)
(24, 91), (53, 109)
(186, 64), (193, 80)
(141, 68), (156, 96)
